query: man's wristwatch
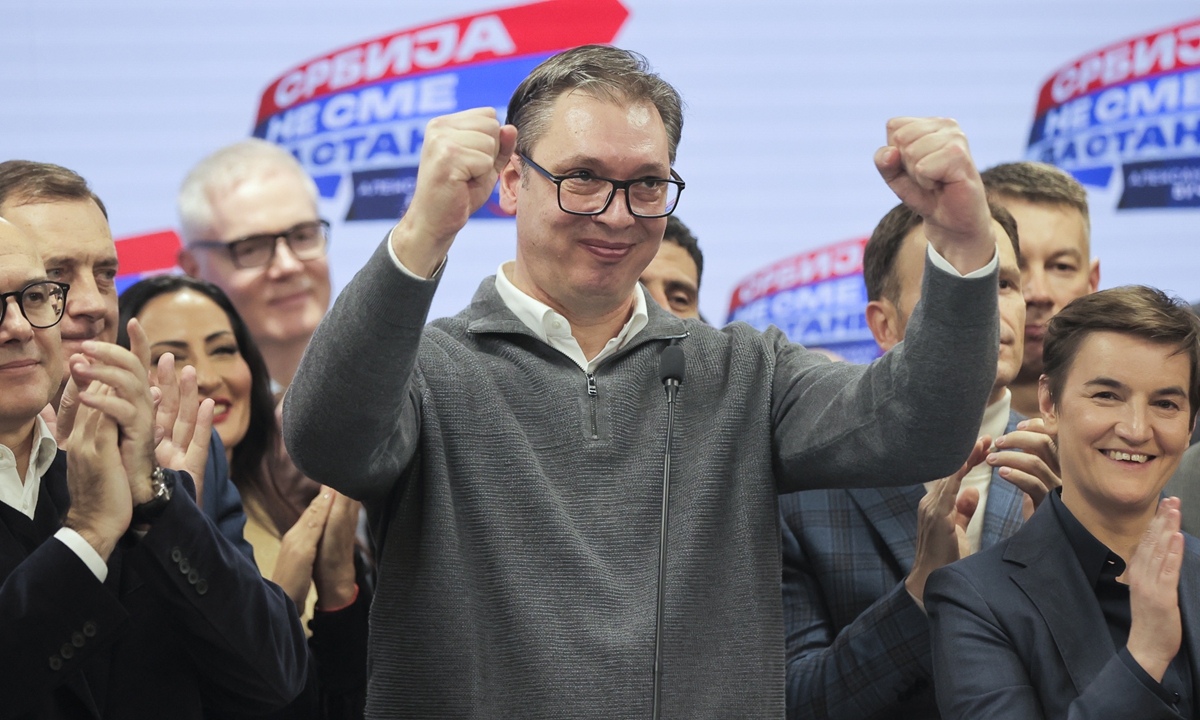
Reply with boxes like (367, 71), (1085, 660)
(131, 466), (174, 525)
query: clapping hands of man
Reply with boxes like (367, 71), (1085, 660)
(60, 319), (215, 558)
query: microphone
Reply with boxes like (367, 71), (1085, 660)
(659, 344), (685, 399)
(652, 342), (685, 720)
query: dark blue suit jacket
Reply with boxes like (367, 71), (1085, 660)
(926, 497), (1200, 719)
(0, 451), (307, 719)
(780, 410), (1026, 720)
(200, 429), (255, 563)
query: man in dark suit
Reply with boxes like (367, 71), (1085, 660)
(928, 285), (1200, 719)
(0, 160), (255, 560)
(780, 201), (1063, 719)
(0, 217), (307, 718)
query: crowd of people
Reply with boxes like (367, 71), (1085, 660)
(2, 43), (1199, 720)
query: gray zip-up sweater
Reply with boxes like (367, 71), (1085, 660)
(283, 239), (999, 719)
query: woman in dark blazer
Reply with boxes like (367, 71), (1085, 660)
(927, 286), (1200, 720)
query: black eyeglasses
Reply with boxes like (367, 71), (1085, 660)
(189, 220), (330, 269)
(519, 155), (685, 218)
(0, 281), (69, 329)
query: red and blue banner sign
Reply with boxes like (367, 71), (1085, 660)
(252, 0), (629, 222)
(1027, 18), (1200, 208)
(726, 238), (879, 364)
(114, 229), (182, 295)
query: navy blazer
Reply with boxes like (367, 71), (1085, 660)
(780, 410), (1026, 720)
(926, 497), (1200, 719)
(201, 429), (255, 563)
(0, 450), (308, 719)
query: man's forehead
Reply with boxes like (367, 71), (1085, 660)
(1001, 197), (1090, 259)
(1, 198), (115, 261)
(535, 91), (670, 170)
(207, 170), (319, 240)
(0, 223), (48, 285)
(649, 240), (698, 285)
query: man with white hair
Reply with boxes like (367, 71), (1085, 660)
(177, 140), (331, 390)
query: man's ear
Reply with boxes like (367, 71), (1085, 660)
(865, 299), (903, 352)
(1088, 258), (1100, 294)
(498, 155), (522, 217)
(177, 247), (199, 277)
(1038, 376), (1059, 434)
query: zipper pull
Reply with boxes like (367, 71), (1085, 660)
(586, 372), (597, 396)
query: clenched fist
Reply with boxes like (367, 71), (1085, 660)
(391, 108), (519, 278)
(875, 117), (995, 276)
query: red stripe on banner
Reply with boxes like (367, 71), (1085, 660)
(115, 230), (181, 275)
(1035, 17), (1200, 115)
(254, 0), (629, 125)
(728, 238), (867, 314)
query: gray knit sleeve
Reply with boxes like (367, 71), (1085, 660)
(282, 237), (437, 503)
(770, 253), (999, 492)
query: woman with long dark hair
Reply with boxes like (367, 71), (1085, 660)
(120, 274), (366, 719)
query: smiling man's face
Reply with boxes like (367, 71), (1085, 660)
(500, 91), (670, 317)
(0, 219), (63, 435)
(0, 198), (117, 385)
(178, 169), (331, 353)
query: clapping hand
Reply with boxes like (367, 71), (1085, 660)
(905, 436), (992, 604)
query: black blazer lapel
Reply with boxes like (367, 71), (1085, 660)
(847, 486), (926, 574)
(1007, 502), (1114, 696)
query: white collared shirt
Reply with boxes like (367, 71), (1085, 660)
(0, 415), (58, 520)
(385, 236), (651, 373)
(493, 262), (649, 373)
(0, 416), (110, 582)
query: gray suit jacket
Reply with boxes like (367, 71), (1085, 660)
(926, 498), (1200, 719)
(1165, 442), (1200, 537)
(780, 411), (1026, 720)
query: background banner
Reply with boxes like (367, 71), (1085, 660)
(252, 0), (629, 223)
(6, 1), (1199, 333)
(1027, 17), (1200, 209)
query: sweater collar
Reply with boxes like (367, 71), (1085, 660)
(466, 273), (690, 351)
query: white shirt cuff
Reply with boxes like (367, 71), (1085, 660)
(54, 527), (108, 582)
(386, 227), (446, 280)
(926, 242), (998, 279)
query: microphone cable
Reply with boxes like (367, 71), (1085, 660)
(652, 342), (685, 720)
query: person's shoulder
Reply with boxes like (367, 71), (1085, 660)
(1176, 442), (1200, 476)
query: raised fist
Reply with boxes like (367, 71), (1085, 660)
(391, 107), (519, 277)
(875, 117), (994, 275)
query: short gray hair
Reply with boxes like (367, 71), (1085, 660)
(178, 139), (318, 242)
(506, 45), (684, 164)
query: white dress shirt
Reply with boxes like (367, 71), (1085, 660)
(0, 416), (108, 582)
(0, 415), (58, 520)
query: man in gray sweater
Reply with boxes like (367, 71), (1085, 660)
(284, 46), (1002, 718)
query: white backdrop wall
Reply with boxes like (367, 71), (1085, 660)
(2, 0), (1197, 324)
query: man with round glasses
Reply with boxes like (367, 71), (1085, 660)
(285, 45), (1004, 717)
(178, 140), (332, 391)
(0, 217), (308, 718)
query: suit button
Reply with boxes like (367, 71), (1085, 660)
(49, 656), (62, 671)
(179, 559), (190, 574)
(188, 569), (200, 584)
(60, 644), (74, 660)
(82, 621), (97, 637)
(171, 547), (182, 563)
(195, 579), (209, 595)
(72, 632), (85, 648)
